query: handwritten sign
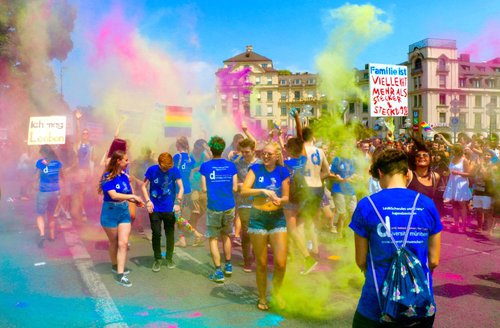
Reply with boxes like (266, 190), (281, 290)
(28, 116), (66, 145)
(369, 64), (408, 117)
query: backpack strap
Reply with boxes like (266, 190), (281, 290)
(367, 196), (399, 249)
(402, 193), (421, 248)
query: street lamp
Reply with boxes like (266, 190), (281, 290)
(450, 98), (460, 143)
(486, 102), (497, 141)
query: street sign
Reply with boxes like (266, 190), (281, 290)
(451, 117), (459, 125)
(412, 124), (419, 131)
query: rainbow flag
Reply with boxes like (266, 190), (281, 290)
(420, 121), (432, 132)
(165, 106), (192, 137)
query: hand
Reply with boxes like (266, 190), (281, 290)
(146, 201), (154, 213)
(75, 110), (82, 119)
(263, 189), (278, 202)
(241, 120), (248, 131)
(173, 204), (181, 214)
(272, 198), (282, 206)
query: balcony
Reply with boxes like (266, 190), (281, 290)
(411, 67), (423, 75)
(436, 65), (449, 74)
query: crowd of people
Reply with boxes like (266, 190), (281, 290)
(23, 109), (500, 325)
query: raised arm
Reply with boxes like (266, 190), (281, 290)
(241, 120), (256, 144)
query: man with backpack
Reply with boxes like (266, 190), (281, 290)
(350, 149), (442, 327)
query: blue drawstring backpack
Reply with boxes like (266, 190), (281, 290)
(367, 193), (436, 323)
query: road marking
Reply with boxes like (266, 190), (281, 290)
(442, 242), (498, 257)
(61, 219), (128, 328)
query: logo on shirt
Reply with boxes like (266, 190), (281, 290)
(116, 184), (121, 190)
(210, 170), (216, 180)
(311, 149), (321, 165)
(43, 167), (49, 174)
(377, 216), (391, 238)
(258, 176), (264, 183)
(154, 178), (159, 184)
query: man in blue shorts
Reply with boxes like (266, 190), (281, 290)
(200, 136), (238, 283)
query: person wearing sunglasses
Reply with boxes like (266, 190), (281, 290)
(407, 142), (441, 201)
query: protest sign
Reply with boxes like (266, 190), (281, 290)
(28, 116), (66, 145)
(369, 64), (408, 117)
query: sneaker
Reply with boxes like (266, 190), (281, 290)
(152, 259), (162, 272)
(224, 263), (233, 276)
(329, 226), (338, 234)
(301, 256), (318, 275)
(37, 236), (45, 248)
(209, 269), (224, 283)
(166, 259), (176, 269)
(112, 265), (130, 275)
(242, 265), (252, 273)
(115, 275), (132, 287)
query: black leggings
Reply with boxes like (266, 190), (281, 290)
(150, 212), (176, 260)
(353, 311), (435, 328)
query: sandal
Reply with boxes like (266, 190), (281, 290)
(257, 301), (269, 311)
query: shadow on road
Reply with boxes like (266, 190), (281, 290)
(434, 283), (500, 301)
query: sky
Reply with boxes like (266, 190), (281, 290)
(57, 0), (500, 108)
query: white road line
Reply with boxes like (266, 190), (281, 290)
(61, 220), (128, 328)
(442, 242), (498, 257)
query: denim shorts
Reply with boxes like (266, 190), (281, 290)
(248, 207), (287, 235)
(36, 191), (60, 215)
(100, 201), (131, 228)
(206, 207), (235, 238)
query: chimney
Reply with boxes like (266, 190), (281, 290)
(246, 45), (253, 53)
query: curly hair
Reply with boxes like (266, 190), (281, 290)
(208, 135), (226, 157)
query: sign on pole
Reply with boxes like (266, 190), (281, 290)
(28, 116), (67, 145)
(369, 63), (408, 117)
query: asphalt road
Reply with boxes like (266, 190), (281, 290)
(0, 183), (498, 328)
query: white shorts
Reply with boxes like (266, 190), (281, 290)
(333, 193), (357, 215)
(472, 196), (492, 210)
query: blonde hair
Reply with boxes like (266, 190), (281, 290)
(176, 136), (190, 152)
(264, 141), (284, 166)
(158, 152), (174, 171)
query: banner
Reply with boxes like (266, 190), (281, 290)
(369, 64), (408, 117)
(28, 116), (67, 145)
(164, 106), (192, 137)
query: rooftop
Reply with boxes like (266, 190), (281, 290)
(223, 45), (272, 63)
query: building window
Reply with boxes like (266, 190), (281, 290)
(474, 113), (482, 129)
(349, 102), (355, 113)
(281, 106), (287, 116)
(459, 113), (466, 129)
(413, 77), (418, 89)
(439, 75), (446, 88)
(459, 78), (466, 87)
(256, 92), (261, 101)
(461, 65), (470, 71)
(475, 95), (482, 107)
(487, 79), (496, 88)
(439, 113), (446, 123)
(267, 77), (272, 85)
(414, 58), (422, 70)
(307, 90), (314, 99)
(294, 91), (301, 100)
(491, 113), (497, 129)
(414, 95), (418, 107)
(417, 76), (421, 87)
(267, 91), (273, 101)
(459, 95), (466, 106)
(261, 63), (268, 68)
(255, 105), (261, 116)
(439, 93), (446, 105)
(280, 92), (287, 100)
(294, 79), (301, 85)
(418, 95), (422, 107)
(255, 77), (261, 85)
(472, 79), (481, 88)
(491, 96), (498, 107)
(267, 106), (273, 116)
(280, 79), (286, 85)
(362, 103), (368, 113)
(310, 107), (315, 116)
(307, 78), (316, 85)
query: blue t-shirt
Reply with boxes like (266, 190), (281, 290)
(174, 152), (194, 194)
(101, 172), (132, 202)
(36, 159), (62, 192)
(330, 157), (356, 195)
(190, 152), (206, 192)
(250, 163), (290, 199)
(145, 165), (181, 212)
(77, 143), (92, 169)
(349, 188), (442, 321)
(199, 159), (237, 211)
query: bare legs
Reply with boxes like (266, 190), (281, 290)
(103, 223), (131, 273)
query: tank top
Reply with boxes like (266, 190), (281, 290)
(407, 171), (436, 200)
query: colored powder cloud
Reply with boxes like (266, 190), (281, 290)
(461, 19), (500, 61)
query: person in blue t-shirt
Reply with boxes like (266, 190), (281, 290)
(99, 150), (144, 288)
(330, 156), (358, 239)
(35, 145), (63, 248)
(200, 136), (238, 283)
(173, 136), (195, 247)
(241, 141), (290, 311)
(141, 152), (183, 272)
(349, 149), (442, 327)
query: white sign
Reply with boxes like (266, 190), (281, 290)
(28, 116), (67, 145)
(369, 63), (408, 117)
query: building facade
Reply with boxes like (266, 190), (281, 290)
(217, 41), (500, 140)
